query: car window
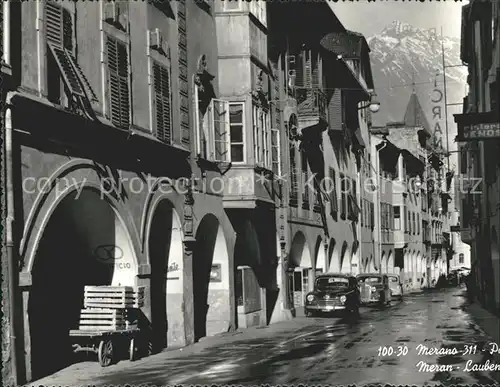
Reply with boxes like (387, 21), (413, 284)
(389, 277), (399, 283)
(316, 277), (349, 290)
(358, 276), (381, 284)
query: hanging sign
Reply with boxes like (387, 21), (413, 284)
(454, 112), (500, 141)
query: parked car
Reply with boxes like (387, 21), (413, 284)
(304, 273), (361, 317)
(387, 274), (403, 300)
(357, 273), (392, 307)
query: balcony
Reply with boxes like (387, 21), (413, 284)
(296, 88), (328, 131)
(431, 234), (444, 247)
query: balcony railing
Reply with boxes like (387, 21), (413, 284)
(296, 88), (327, 123)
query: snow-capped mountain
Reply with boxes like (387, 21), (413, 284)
(367, 21), (468, 142)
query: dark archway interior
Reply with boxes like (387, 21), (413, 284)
(28, 190), (115, 380)
(148, 201), (173, 353)
(193, 215), (219, 342)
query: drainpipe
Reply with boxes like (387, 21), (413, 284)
(375, 141), (388, 274)
(5, 92), (19, 385)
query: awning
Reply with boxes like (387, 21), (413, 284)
(376, 140), (401, 175)
(401, 149), (424, 177)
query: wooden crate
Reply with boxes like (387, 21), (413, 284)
(78, 308), (127, 331)
(84, 286), (145, 309)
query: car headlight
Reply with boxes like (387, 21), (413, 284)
(340, 295), (347, 303)
(371, 286), (377, 292)
(306, 294), (315, 302)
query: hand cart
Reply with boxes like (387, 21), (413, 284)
(69, 327), (141, 367)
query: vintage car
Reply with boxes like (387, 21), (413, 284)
(388, 274), (404, 300)
(357, 273), (392, 306)
(304, 273), (360, 317)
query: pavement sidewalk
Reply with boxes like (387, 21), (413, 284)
(27, 315), (312, 387)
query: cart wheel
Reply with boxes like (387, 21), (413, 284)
(98, 339), (113, 367)
(129, 338), (136, 362)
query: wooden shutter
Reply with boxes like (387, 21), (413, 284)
(212, 99), (230, 162)
(153, 63), (172, 144)
(46, 2), (72, 50)
(107, 36), (130, 130)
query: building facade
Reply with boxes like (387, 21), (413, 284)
(456, 0), (500, 315)
(1, 0), (240, 383)
(368, 92), (450, 291)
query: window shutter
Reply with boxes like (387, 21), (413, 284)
(47, 44), (86, 98)
(153, 63), (172, 144)
(107, 36), (130, 130)
(212, 99), (230, 162)
(46, 2), (63, 46)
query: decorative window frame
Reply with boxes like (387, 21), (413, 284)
(100, 0), (132, 128)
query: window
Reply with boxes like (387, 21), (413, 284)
(360, 200), (364, 227)
(301, 150), (309, 207)
(289, 143), (298, 206)
(394, 206), (401, 230)
(340, 174), (347, 220)
(417, 214), (420, 235)
(459, 253), (464, 264)
(404, 206), (409, 233)
(106, 35), (130, 129)
(412, 212), (416, 235)
(271, 127), (281, 175)
(153, 62), (172, 144)
(328, 168), (338, 218)
(348, 178), (359, 221)
(248, 0), (267, 26)
(229, 102), (245, 163)
(194, 88), (230, 162)
(370, 201), (374, 229)
(223, 1), (242, 11)
(253, 105), (270, 168)
(46, 2), (96, 111)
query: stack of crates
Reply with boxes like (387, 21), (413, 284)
(77, 286), (145, 331)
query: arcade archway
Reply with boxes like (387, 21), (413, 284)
(340, 242), (350, 273)
(28, 188), (137, 380)
(328, 238), (339, 272)
(315, 237), (326, 274)
(193, 215), (230, 341)
(289, 232), (312, 309)
(147, 200), (183, 352)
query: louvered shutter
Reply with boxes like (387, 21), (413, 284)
(46, 2), (72, 50)
(153, 63), (172, 144)
(107, 36), (130, 130)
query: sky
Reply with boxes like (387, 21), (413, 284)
(328, 0), (467, 39)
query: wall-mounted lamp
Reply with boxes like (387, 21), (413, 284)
(358, 93), (381, 113)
